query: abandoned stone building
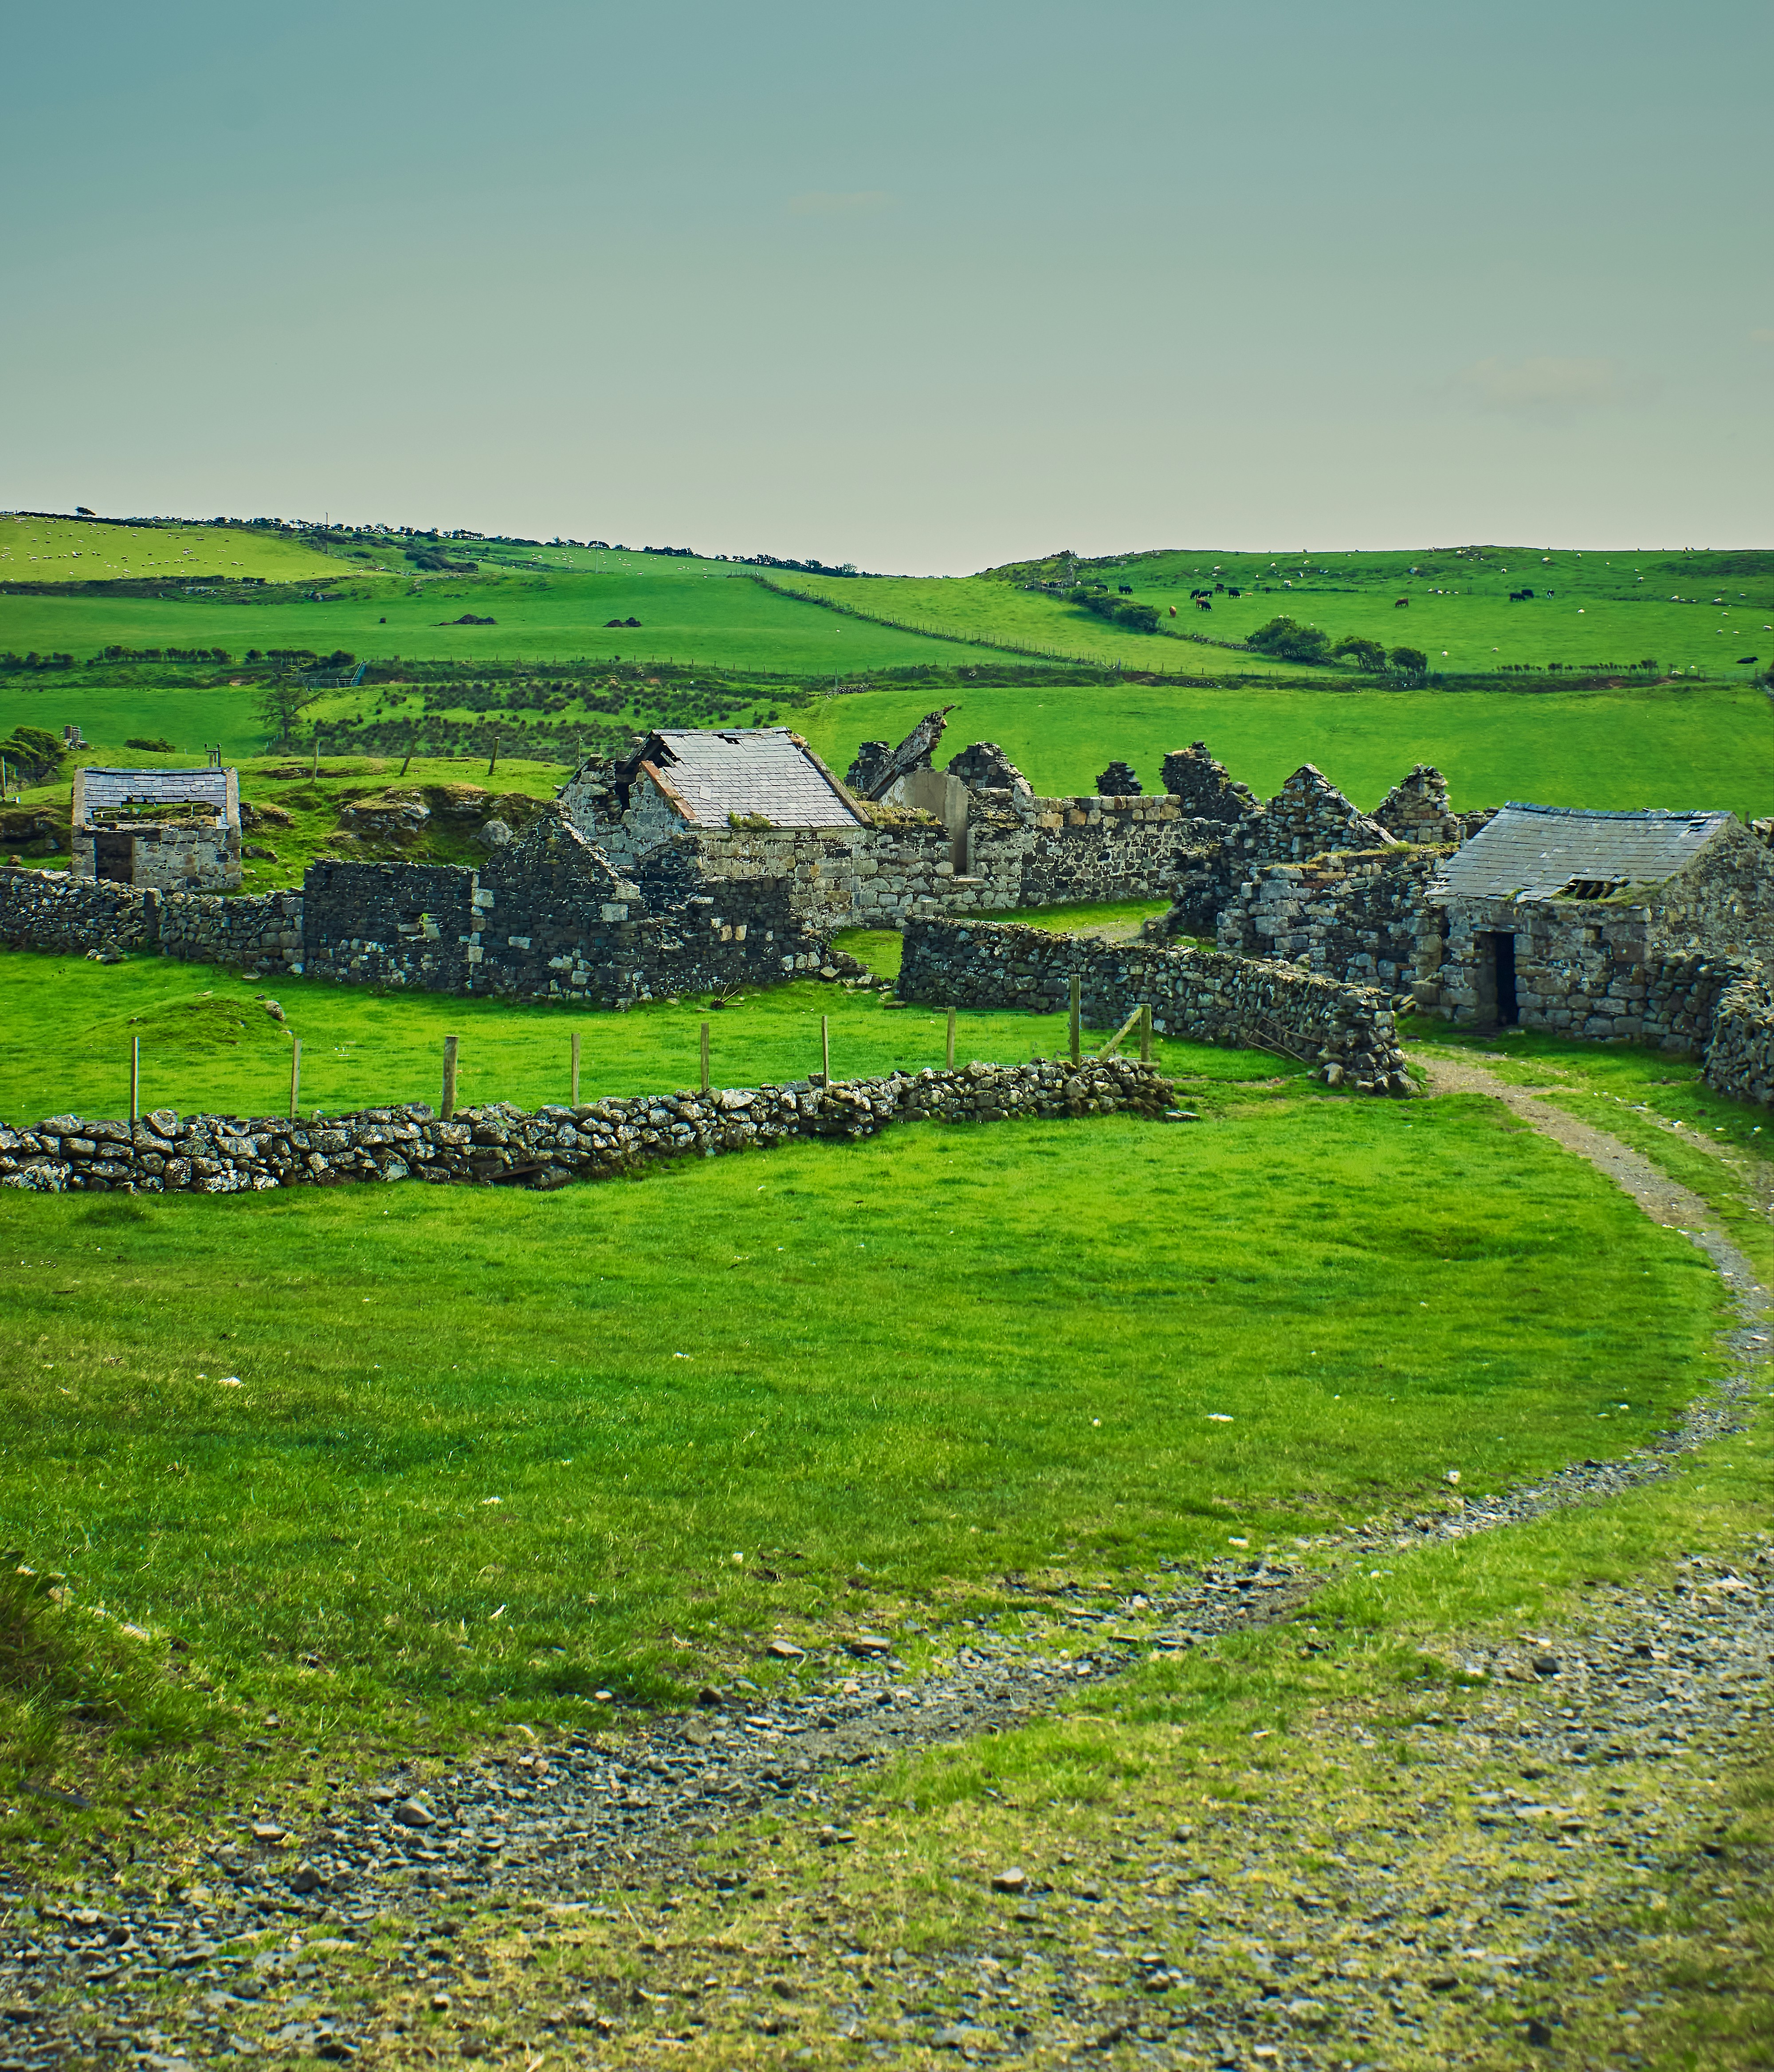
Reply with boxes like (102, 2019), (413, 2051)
(69, 765), (241, 892)
(4, 714), (1771, 1103)
(1416, 803), (1774, 1040)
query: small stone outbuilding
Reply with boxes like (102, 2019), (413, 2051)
(1419, 802), (1774, 1038)
(70, 767), (241, 892)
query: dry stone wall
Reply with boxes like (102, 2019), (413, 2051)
(0, 1058), (1177, 1196)
(1216, 848), (1449, 999)
(158, 889), (303, 971)
(0, 868), (156, 954)
(898, 918), (1410, 1093)
(1703, 972), (1774, 1106)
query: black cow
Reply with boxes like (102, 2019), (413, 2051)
(1507, 588), (1535, 602)
(1196, 598), (1213, 611)
(1117, 584), (1133, 594)
(1393, 597), (1410, 608)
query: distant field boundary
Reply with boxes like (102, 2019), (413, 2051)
(745, 572), (1254, 680)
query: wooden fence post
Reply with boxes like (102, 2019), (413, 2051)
(130, 1036), (140, 1124)
(820, 1013), (831, 1085)
(288, 1037), (302, 1121)
(1140, 1003), (1153, 1063)
(945, 1006), (957, 1071)
(571, 1029), (581, 1106)
(700, 1020), (711, 1094)
(1069, 974), (1081, 1066)
(441, 1034), (459, 1120)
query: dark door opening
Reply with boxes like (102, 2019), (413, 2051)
(94, 832), (133, 884)
(1490, 931), (1519, 1025)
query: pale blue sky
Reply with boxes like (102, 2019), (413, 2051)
(4, 0), (1768, 571)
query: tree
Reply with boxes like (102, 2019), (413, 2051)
(1246, 616), (1332, 664)
(254, 674), (323, 746)
(1332, 634), (1386, 672)
(1388, 645), (1429, 685)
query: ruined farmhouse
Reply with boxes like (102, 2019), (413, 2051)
(69, 764), (241, 892)
(2, 709), (1770, 1103)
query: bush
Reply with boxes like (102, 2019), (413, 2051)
(1246, 616), (1333, 663)
(0, 726), (65, 782)
(1064, 588), (1161, 636)
(1389, 645), (1430, 685)
(124, 736), (177, 754)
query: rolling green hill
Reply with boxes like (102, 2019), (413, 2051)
(0, 552), (1016, 676)
(0, 512), (346, 584)
(788, 544), (1774, 680)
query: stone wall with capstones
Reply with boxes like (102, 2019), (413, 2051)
(0, 1058), (1178, 1196)
(896, 917), (1411, 1094)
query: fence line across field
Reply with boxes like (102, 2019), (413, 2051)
(111, 998), (1162, 1131)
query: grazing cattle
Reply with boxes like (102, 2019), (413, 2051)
(1393, 597), (1410, 608)
(1227, 587), (1241, 598)
(1737, 655), (1759, 665)
(1168, 605), (1177, 617)
(1196, 598), (1213, 611)
(1117, 584), (1133, 594)
(1507, 588), (1535, 602)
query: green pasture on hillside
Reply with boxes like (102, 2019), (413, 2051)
(787, 544), (1774, 678)
(0, 560), (1011, 675)
(975, 542), (1774, 675)
(764, 572), (1290, 674)
(0, 513), (342, 584)
(0, 1079), (1723, 1754)
(801, 679), (1774, 822)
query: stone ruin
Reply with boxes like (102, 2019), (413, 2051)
(3, 715), (1769, 1104)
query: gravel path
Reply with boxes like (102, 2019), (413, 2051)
(3, 1062), (1767, 2069)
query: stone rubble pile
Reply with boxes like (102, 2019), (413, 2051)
(0, 1058), (1177, 1197)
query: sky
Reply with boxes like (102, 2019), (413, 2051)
(3, 0), (1770, 573)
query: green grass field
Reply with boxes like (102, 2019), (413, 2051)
(0, 1067), (1722, 1757)
(0, 559), (1012, 676)
(0, 514), (343, 585)
(787, 544), (1774, 680)
(0, 947), (1275, 1126)
(801, 678), (1774, 820)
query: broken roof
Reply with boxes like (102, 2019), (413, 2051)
(78, 768), (232, 820)
(1435, 802), (1736, 901)
(641, 729), (863, 829)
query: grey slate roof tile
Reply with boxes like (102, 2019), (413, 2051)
(645, 729), (861, 829)
(1436, 802), (1734, 901)
(79, 768), (231, 820)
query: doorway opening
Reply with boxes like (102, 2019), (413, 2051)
(94, 832), (133, 884)
(1489, 931), (1519, 1025)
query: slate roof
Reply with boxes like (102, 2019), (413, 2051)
(1436, 802), (1735, 901)
(642, 729), (863, 829)
(79, 768), (232, 821)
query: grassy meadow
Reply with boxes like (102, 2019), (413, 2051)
(785, 544), (1774, 680)
(800, 677), (1773, 820)
(0, 514), (344, 586)
(0, 944), (1270, 1126)
(0, 554), (1011, 676)
(0, 1068), (1725, 1762)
